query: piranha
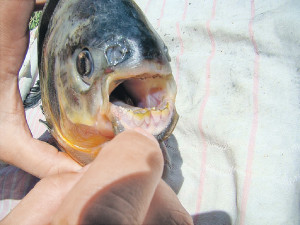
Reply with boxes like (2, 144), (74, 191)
(38, 0), (178, 165)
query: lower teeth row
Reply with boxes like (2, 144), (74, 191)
(111, 102), (171, 127)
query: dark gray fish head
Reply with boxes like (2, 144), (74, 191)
(39, 0), (178, 165)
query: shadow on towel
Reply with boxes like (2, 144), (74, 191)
(192, 211), (232, 225)
(162, 134), (184, 194)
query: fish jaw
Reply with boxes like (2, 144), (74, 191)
(48, 107), (113, 165)
(52, 61), (178, 165)
(100, 60), (178, 140)
(51, 126), (105, 166)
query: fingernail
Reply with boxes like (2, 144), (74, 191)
(132, 127), (157, 142)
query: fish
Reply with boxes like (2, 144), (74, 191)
(38, 0), (178, 165)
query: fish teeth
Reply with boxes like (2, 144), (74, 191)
(151, 110), (161, 125)
(111, 100), (172, 128)
(161, 106), (170, 122)
(144, 110), (151, 125)
(133, 114), (144, 126)
(119, 106), (127, 116)
(126, 111), (133, 121)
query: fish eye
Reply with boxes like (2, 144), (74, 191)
(76, 49), (94, 83)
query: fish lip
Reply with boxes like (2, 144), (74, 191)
(101, 61), (176, 137)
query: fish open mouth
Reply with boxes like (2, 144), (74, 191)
(107, 73), (177, 136)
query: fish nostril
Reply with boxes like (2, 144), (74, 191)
(105, 39), (129, 66)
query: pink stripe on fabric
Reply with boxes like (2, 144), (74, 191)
(175, 22), (184, 87)
(195, 0), (217, 214)
(144, 0), (152, 13)
(25, 104), (46, 139)
(31, 108), (41, 137)
(26, 106), (39, 132)
(240, 1), (260, 224)
(157, 0), (166, 27)
(175, 0), (189, 88)
(182, 0), (189, 21)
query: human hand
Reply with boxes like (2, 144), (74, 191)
(1, 129), (193, 225)
(0, 0), (80, 178)
(0, 1), (193, 224)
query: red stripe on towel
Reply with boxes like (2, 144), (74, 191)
(175, 0), (189, 88)
(196, 0), (217, 214)
(26, 106), (39, 131)
(175, 22), (184, 87)
(144, 0), (152, 13)
(157, 0), (166, 27)
(240, 1), (260, 224)
(182, 0), (189, 21)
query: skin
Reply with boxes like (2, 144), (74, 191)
(0, 0), (193, 224)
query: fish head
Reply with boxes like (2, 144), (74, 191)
(39, 0), (178, 165)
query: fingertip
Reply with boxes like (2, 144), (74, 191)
(131, 127), (158, 143)
(144, 180), (194, 225)
(110, 129), (163, 173)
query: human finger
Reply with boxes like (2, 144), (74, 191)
(144, 180), (194, 225)
(3, 135), (82, 178)
(52, 129), (163, 225)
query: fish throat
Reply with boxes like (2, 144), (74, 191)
(110, 74), (166, 108)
